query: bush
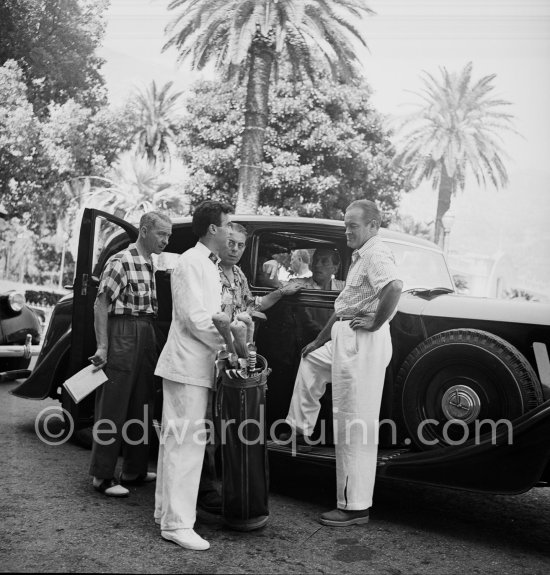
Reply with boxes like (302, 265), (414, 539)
(25, 289), (66, 307)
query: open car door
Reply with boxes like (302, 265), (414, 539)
(71, 209), (138, 375)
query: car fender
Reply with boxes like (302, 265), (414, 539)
(419, 293), (550, 326)
(377, 399), (550, 493)
(11, 329), (71, 400)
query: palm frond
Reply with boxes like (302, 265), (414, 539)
(164, 0), (374, 82)
(393, 62), (518, 194)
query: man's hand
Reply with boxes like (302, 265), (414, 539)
(89, 348), (107, 371)
(262, 259), (280, 279)
(301, 338), (324, 358)
(349, 314), (378, 332)
(280, 282), (303, 296)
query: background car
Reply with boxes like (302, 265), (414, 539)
(0, 290), (42, 380)
(13, 208), (550, 493)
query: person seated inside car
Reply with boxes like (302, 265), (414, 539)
(288, 249), (312, 279)
(287, 248), (345, 338)
(261, 249), (312, 283)
(256, 255), (285, 289)
(260, 247), (343, 292)
(289, 248), (344, 292)
(257, 247), (344, 356)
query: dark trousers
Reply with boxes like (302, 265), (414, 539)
(89, 315), (157, 479)
(199, 391), (219, 495)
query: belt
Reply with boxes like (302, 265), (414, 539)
(336, 316), (355, 321)
(109, 314), (156, 322)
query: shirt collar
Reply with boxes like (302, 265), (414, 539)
(229, 264), (244, 283)
(352, 235), (379, 260)
(196, 241), (220, 264)
(128, 243), (154, 268)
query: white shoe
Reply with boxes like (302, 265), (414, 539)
(92, 477), (129, 497)
(161, 529), (210, 551)
(119, 471), (157, 485)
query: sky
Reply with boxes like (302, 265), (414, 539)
(98, 0), (550, 294)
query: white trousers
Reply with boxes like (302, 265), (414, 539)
(286, 321), (392, 510)
(154, 379), (210, 530)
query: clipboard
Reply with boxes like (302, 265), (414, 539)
(62, 364), (108, 404)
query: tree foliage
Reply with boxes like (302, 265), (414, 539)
(164, 0), (373, 82)
(133, 81), (184, 165)
(73, 152), (189, 224)
(0, 60), (44, 221)
(0, 0), (109, 114)
(178, 75), (408, 220)
(164, 0), (375, 213)
(0, 60), (138, 230)
(393, 62), (517, 244)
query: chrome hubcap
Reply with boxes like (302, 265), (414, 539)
(441, 385), (481, 423)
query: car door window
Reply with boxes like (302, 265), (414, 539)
(91, 217), (133, 278)
(252, 231), (345, 291)
(387, 241), (454, 291)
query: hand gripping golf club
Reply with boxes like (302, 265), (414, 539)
(212, 311), (236, 356)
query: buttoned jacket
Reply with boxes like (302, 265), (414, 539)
(155, 242), (223, 387)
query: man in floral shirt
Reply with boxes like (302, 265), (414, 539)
(218, 223), (302, 320)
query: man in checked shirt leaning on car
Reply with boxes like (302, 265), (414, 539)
(88, 211), (172, 497)
(282, 199), (403, 527)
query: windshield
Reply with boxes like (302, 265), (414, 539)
(386, 241), (455, 292)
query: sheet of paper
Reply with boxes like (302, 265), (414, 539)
(62, 364), (108, 404)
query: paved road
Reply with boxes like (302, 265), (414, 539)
(1, 380), (550, 574)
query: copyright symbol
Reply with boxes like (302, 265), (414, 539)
(35, 406), (73, 446)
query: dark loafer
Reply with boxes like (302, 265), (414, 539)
(93, 478), (129, 497)
(319, 508), (370, 527)
(119, 471), (157, 486)
(197, 490), (222, 514)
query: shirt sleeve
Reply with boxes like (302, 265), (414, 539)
(97, 254), (127, 304)
(237, 268), (262, 312)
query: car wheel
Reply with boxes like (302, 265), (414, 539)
(397, 329), (544, 450)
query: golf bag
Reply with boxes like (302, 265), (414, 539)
(214, 355), (270, 531)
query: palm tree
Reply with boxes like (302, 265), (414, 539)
(77, 153), (188, 221)
(133, 80), (184, 166)
(393, 62), (517, 246)
(164, 0), (374, 213)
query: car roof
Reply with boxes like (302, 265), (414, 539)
(169, 214), (441, 251)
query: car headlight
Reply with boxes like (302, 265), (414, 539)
(8, 291), (25, 312)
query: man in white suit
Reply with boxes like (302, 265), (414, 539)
(154, 200), (233, 551)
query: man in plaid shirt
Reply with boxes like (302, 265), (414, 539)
(283, 199), (403, 526)
(88, 211), (172, 497)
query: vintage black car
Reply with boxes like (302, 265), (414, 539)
(13, 209), (550, 493)
(0, 289), (42, 380)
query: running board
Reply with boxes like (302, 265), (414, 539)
(266, 440), (410, 467)
(268, 401), (550, 493)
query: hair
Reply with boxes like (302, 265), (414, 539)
(293, 249), (311, 265)
(139, 211), (171, 231)
(191, 200), (234, 238)
(229, 222), (248, 238)
(347, 199), (381, 225)
(314, 247), (341, 268)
